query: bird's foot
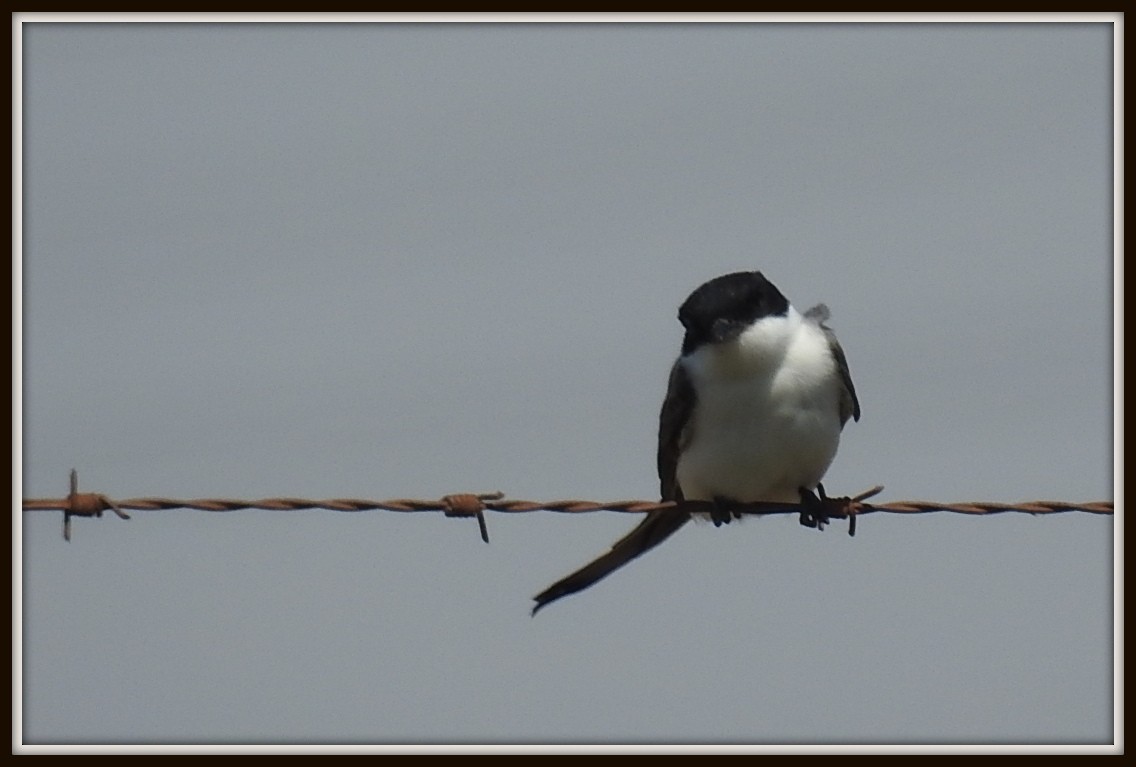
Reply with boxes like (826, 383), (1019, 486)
(710, 496), (741, 527)
(798, 483), (830, 531)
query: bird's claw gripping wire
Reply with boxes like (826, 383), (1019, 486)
(798, 483), (831, 531)
(709, 496), (743, 527)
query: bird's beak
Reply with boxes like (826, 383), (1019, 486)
(709, 317), (746, 344)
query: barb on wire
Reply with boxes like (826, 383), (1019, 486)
(22, 471), (1114, 542)
(45, 469), (132, 542)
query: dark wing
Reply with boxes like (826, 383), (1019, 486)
(828, 333), (860, 425)
(805, 303), (860, 425)
(531, 358), (696, 615)
(657, 358), (695, 501)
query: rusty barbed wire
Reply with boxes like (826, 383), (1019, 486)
(22, 471), (1113, 542)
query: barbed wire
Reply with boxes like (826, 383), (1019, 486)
(21, 471), (1114, 542)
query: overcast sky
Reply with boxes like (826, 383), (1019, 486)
(17, 17), (1117, 752)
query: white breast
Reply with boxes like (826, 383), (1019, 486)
(675, 308), (844, 504)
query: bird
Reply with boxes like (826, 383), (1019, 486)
(531, 270), (860, 614)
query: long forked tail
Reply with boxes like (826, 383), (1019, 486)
(531, 508), (690, 615)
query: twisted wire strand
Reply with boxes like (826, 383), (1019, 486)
(22, 471), (1113, 542)
(20, 496), (1116, 515)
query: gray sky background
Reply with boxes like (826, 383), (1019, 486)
(17, 19), (1117, 750)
